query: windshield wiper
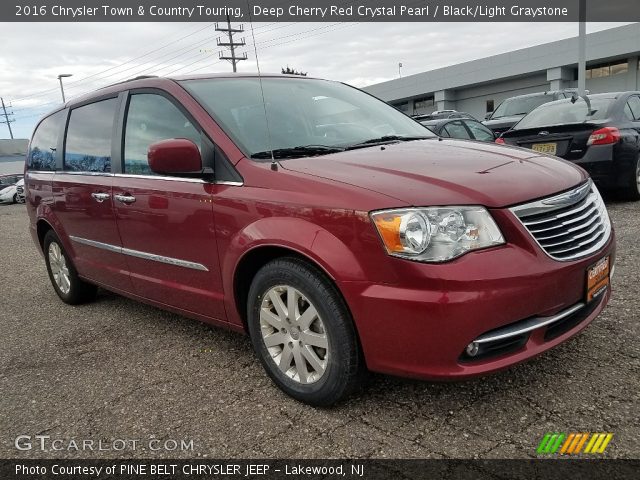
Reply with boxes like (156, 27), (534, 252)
(345, 135), (433, 150)
(251, 145), (344, 159)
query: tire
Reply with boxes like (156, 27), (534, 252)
(620, 155), (640, 201)
(247, 257), (365, 406)
(12, 193), (17, 204)
(43, 230), (97, 305)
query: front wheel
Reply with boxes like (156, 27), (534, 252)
(43, 230), (97, 304)
(247, 258), (365, 406)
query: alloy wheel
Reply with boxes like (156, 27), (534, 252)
(48, 242), (71, 294)
(259, 286), (329, 384)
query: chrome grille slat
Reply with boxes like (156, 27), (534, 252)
(536, 210), (599, 240)
(540, 221), (604, 249)
(522, 196), (593, 226)
(528, 204), (598, 234)
(546, 229), (606, 255)
(511, 181), (611, 262)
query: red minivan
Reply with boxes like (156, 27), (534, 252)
(25, 74), (615, 405)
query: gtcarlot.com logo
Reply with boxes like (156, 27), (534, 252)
(536, 432), (613, 455)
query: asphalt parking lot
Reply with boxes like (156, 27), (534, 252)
(0, 199), (638, 459)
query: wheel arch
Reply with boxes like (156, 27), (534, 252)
(224, 217), (368, 331)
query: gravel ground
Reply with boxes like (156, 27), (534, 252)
(0, 199), (638, 460)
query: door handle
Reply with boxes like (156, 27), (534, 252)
(114, 194), (136, 205)
(91, 192), (110, 203)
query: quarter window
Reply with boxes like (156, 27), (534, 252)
(64, 98), (117, 172)
(443, 121), (471, 140)
(627, 96), (640, 121)
(464, 120), (494, 142)
(28, 110), (65, 171)
(124, 94), (201, 175)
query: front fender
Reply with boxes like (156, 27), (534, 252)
(221, 216), (368, 325)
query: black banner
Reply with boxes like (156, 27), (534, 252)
(2, 459), (640, 480)
(4, 0), (640, 22)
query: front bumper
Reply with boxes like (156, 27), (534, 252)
(340, 224), (615, 380)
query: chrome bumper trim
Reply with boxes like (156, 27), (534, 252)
(474, 302), (586, 344)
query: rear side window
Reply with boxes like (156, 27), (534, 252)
(443, 121), (471, 139)
(28, 110), (65, 171)
(465, 120), (494, 142)
(124, 94), (201, 175)
(628, 96), (640, 121)
(64, 98), (118, 173)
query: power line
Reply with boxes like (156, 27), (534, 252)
(1, 97), (15, 139)
(10, 16), (363, 116)
(9, 23), (215, 105)
(215, 14), (247, 72)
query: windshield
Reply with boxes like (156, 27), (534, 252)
(514, 97), (614, 130)
(180, 77), (434, 157)
(491, 95), (552, 119)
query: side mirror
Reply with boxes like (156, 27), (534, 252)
(484, 112), (493, 120)
(148, 138), (202, 175)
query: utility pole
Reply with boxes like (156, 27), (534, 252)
(1, 97), (15, 139)
(578, 0), (587, 95)
(215, 14), (247, 72)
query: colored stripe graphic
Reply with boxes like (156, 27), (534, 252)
(538, 433), (613, 454)
(537, 433), (565, 454)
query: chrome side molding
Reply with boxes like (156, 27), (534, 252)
(69, 236), (209, 272)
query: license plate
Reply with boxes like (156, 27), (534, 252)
(532, 143), (557, 155)
(586, 256), (610, 303)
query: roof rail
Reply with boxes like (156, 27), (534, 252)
(98, 75), (159, 90)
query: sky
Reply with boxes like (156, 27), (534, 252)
(0, 21), (634, 139)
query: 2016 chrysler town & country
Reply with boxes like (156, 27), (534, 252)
(25, 74), (615, 405)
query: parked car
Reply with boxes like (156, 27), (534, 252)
(420, 118), (496, 142)
(0, 184), (18, 204)
(26, 74), (615, 406)
(414, 110), (476, 121)
(498, 92), (640, 201)
(15, 179), (25, 203)
(484, 90), (577, 135)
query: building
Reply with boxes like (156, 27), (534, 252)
(363, 23), (640, 120)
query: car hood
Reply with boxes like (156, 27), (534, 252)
(280, 139), (587, 208)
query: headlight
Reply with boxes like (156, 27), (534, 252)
(371, 206), (505, 262)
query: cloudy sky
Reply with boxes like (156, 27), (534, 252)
(0, 21), (632, 138)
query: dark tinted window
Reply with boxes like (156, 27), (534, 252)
(27, 110), (65, 171)
(514, 97), (615, 130)
(64, 98), (117, 172)
(491, 95), (551, 119)
(443, 121), (471, 139)
(0, 175), (22, 186)
(628, 96), (640, 120)
(464, 120), (494, 141)
(124, 94), (201, 175)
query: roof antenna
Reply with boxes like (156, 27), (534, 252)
(247, 1), (277, 171)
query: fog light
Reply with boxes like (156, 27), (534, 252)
(466, 342), (479, 357)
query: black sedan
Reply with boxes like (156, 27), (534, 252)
(419, 118), (496, 142)
(498, 92), (640, 200)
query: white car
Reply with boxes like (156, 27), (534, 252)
(0, 184), (18, 204)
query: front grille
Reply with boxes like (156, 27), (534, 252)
(511, 181), (611, 261)
(16, 185), (24, 194)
